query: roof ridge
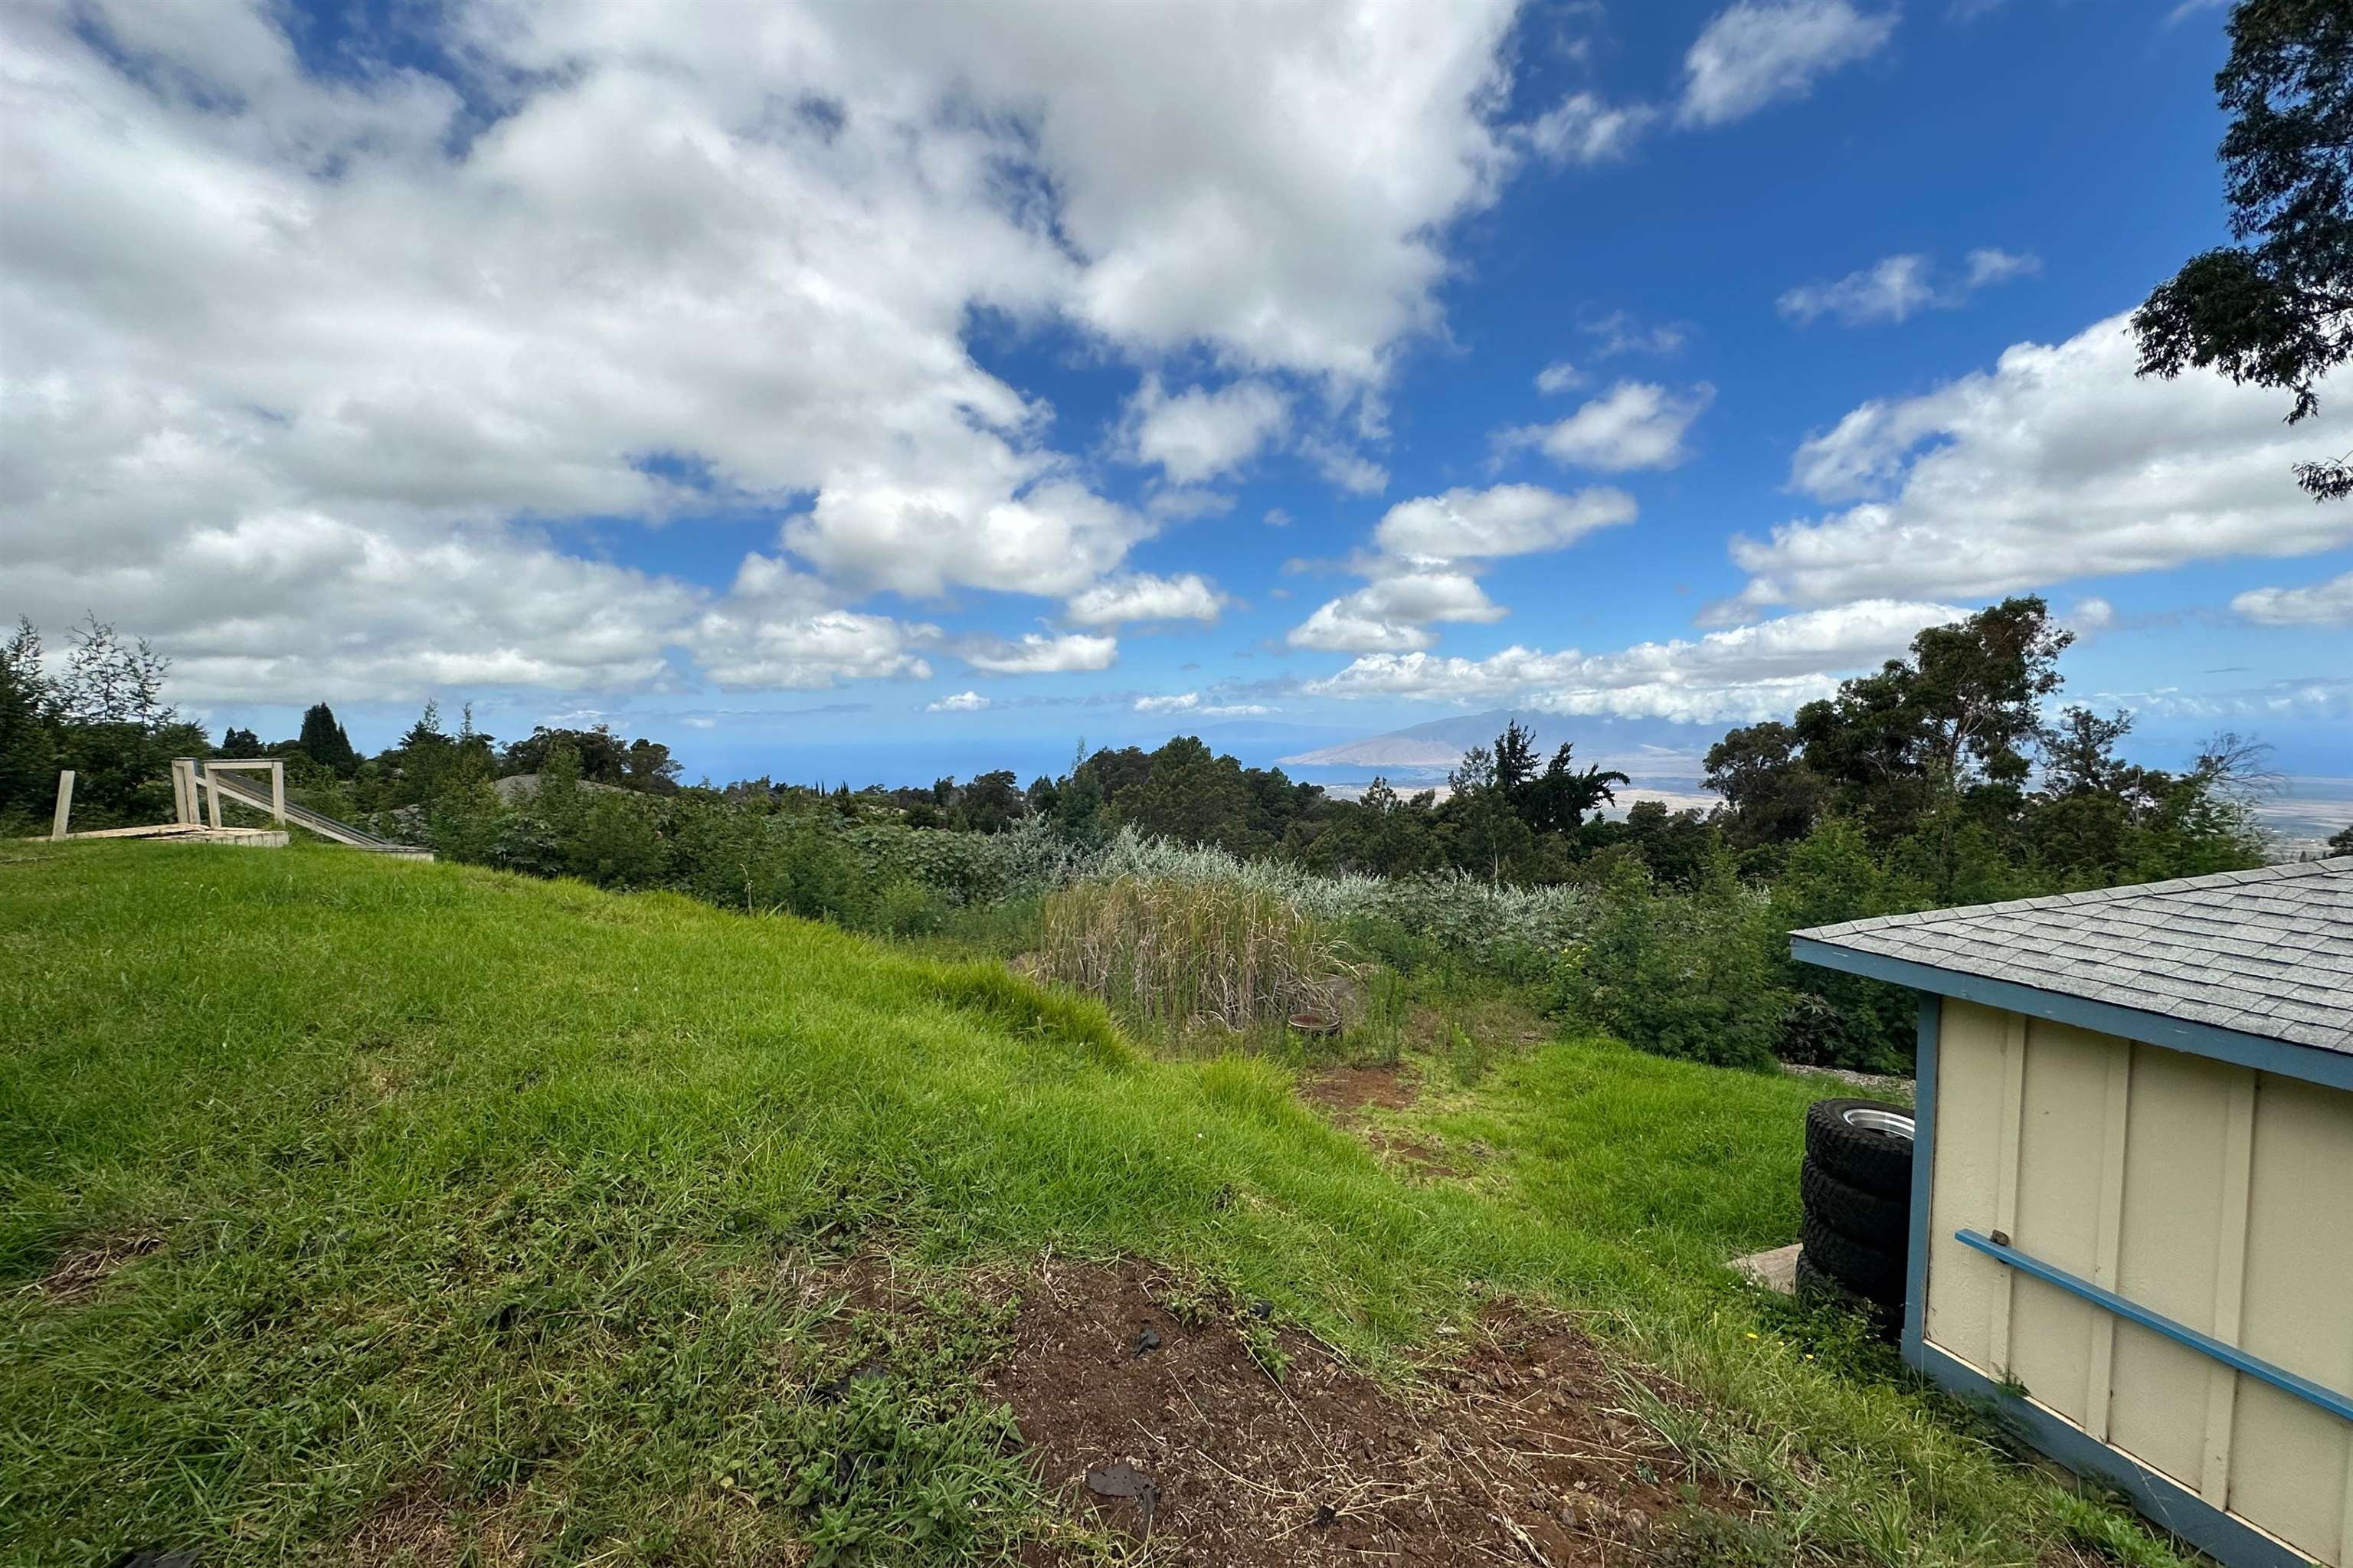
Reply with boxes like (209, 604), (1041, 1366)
(1798, 856), (2353, 941)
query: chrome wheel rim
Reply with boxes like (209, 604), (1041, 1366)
(1841, 1106), (1914, 1140)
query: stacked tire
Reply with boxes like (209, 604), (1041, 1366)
(1798, 1098), (1915, 1340)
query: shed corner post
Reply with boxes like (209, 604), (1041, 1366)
(1902, 989), (1940, 1368)
(49, 769), (75, 842)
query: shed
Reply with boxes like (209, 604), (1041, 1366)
(1794, 857), (2353, 1568)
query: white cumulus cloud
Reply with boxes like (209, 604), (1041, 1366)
(1134, 691), (1270, 716)
(1678, 0), (1898, 127)
(685, 554), (938, 692)
(1720, 315), (2353, 617)
(1778, 254), (1937, 326)
(0, 0), (1525, 701)
(1306, 599), (1964, 722)
(2067, 597), (2117, 635)
(956, 631), (1120, 675)
(1289, 482), (1638, 654)
(1523, 92), (1656, 166)
(1373, 484), (1637, 559)
(1064, 572), (1229, 627)
(1779, 250), (2039, 326)
(1535, 361), (1583, 394)
(1121, 376), (1291, 484)
(2231, 571), (2353, 627)
(1288, 569), (1506, 654)
(1502, 381), (1714, 472)
(927, 690), (991, 712)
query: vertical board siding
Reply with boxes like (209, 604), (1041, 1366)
(1987, 1011), (2029, 1373)
(1925, 1000), (2010, 1369)
(2200, 1074), (2258, 1506)
(1923, 1008), (2353, 1566)
(2227, 1071), (2353, 1564)
(2008, 1018), (2115, 1429)
(2110, 1045), (2239, 1491)
(2087, 1045), (2133, 1442)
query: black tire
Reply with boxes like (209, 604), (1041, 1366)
(1800, 1212), (1903, 1305)
(1804, 1099), (1914, 1200)
(1795, 1255), (1900, 1341)
(1801, 1159), (1909, 1249)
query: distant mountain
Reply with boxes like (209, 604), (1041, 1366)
(1278, 710), (1714, 779)
(1275, 710), (1515, 769)
(1186, 719), (1352, 745)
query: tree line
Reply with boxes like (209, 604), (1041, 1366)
(5, 599), (2328, 1075)
(5, 599), (2323, 890)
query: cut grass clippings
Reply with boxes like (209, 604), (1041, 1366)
(1, 840), (2189, 1566)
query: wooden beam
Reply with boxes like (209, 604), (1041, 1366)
(205, 765), (223, 830)
(49, 771), (74, 841)
(269, 759), (286, 824)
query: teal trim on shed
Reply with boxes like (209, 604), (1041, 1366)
(1955, 1229), (2353, 1424)
(1917, 1344), (2314, 1568)
(1900, 993), (1937, 1363)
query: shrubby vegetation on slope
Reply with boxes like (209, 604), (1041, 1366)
(1, 597), (2286, 1072)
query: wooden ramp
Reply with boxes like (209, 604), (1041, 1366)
(31, 762), (427, 859)
(198, 768), (431, 858)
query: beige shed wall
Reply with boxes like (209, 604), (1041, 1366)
(1924, 998), (2353, 1566)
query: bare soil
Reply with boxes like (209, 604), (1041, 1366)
(986, 1259), (1748, 1566)
(1299, 1062), (1420, 1115)
(1300, 1064), (1468, 1178)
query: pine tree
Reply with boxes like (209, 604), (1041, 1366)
(297, 702), (358, 775)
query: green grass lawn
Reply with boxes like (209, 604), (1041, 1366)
(1, 842), (2184, 1566)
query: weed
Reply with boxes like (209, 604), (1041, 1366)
(1241, 1317), (1291, 1384)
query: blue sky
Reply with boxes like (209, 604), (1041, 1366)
(5, 0), (2347, 791)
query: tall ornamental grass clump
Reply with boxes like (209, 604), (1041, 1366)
(1035, 875), (1356, 1033)
(1075, 826), (1588, 971)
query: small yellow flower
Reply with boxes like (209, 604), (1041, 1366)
(1745, 1331), (1759, 1340)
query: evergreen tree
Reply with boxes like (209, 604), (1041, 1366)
(297, 702), (358, 775)
(0, 619), (59, 823)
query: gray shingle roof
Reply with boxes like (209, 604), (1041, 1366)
(1794, 857), (2353, 1053)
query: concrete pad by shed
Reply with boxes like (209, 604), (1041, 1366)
(1733, 1242), (1800, 1295)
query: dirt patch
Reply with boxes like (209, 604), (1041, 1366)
(987, 1259), (1747, 1566)
(1359, 1128), (1465, 1180)
(1301, 1065), (1464, 1177)
(25, 1234), (162, 1305)
(1300, 1062), (1419, 1115)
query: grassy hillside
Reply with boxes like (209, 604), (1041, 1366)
(2, 843), (2182, 1566)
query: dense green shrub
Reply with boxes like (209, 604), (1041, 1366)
(1556, 855), (1784, 1071)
